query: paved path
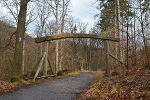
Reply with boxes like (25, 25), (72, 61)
(0, 72), (96, 100)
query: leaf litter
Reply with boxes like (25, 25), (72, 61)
(78, 68), (150, 100)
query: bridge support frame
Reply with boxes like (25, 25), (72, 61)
(34, 33), (121, 78)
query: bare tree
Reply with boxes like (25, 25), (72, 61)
(59, 0), (70, 71)
(48, 0), (61, 75)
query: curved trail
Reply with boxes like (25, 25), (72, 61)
(0, 72), (96, 100)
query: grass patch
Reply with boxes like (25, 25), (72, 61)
(122, 86), (127, 89)
(115, 86), (121, 91)
(90, 93), (96, 100)
(144, 92), (147, 97)
(0, 86), (3, 89)
(93, 89), (99, 94)
(125, 75), (132, 78)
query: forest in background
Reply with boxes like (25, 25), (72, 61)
(0, 0), (150, 81)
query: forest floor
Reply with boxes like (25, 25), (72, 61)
(78, 68), (150, 100)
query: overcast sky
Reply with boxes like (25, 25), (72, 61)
(71, 0), (99, 28)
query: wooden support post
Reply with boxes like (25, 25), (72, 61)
(105, 40), (110, 77)
(33, 52), (46, 82)
(43, 41), (48, 77)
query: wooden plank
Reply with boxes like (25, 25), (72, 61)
(26, 75), (55, 80)
(41, 76), (48, 78)
(35, 33), (120, 43)
(48, 75), (55, 77)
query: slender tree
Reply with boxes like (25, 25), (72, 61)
(59, 0), (70, 71)
(48, 0), (61, 75)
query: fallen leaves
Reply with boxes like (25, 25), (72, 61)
(78, 68), (150, 100)
(0, 80), (32, 95)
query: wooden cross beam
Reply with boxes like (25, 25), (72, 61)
(35, 33), (120, 43)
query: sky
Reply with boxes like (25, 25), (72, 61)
(71, 0), (99, 29)
(0, 0), (99, 33)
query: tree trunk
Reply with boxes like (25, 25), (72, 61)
(55, 2), (59, 76)
(126, 15), (129, 70)
(140, 2), (150, 68)
(59, 0), (65, 71)
(121, 17), (124, 62)
(115, 0), (118, 59)
(22, 35), (25, 75)
(133, 8), (136, 66)
(12, 0), (29, 79)
(117, 0), (122, 60)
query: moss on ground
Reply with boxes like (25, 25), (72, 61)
(10, 77), (19, 83)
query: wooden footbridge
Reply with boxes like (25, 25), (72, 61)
(27, 33), (124, 81)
